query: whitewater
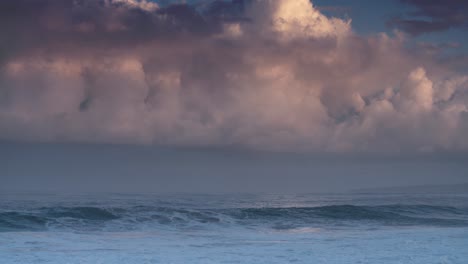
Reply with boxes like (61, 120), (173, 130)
(1, 192), (467, 263)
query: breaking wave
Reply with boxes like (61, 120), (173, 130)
(1, 204), (467, 232)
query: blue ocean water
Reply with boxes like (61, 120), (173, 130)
(1, 192), (467, 263)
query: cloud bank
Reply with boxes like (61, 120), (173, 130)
(0, 0), (467, 152)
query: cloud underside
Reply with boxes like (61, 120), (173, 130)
(0, 0), (467, 152)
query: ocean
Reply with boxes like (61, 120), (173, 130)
(1, 192), (467, 263)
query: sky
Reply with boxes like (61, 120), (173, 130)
(1, 0), (468, 193)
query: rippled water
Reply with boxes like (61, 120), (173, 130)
(1, 192), (467, 263)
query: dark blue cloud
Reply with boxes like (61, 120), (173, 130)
(389, 0), (468, 35)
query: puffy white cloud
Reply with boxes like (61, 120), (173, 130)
(398, 67), (433, 112)
(107, 0), (159, 11)
(249, 0), (350, 40)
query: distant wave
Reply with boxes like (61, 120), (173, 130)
(1, 204), (467, 232)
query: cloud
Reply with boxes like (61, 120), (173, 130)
(389, 0), (468, 35)
(0, 0), (467, 153)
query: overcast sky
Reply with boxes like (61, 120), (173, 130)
(1, 0), (467, 193)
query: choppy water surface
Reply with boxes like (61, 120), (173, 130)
(1, 192), (467, 263)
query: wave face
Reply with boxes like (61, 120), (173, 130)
(1, 203), (467, 232)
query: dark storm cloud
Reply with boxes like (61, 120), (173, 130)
(0, 0), (467, 152)
(0, 0), (221, 53)
(389, 0), (468, 35)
